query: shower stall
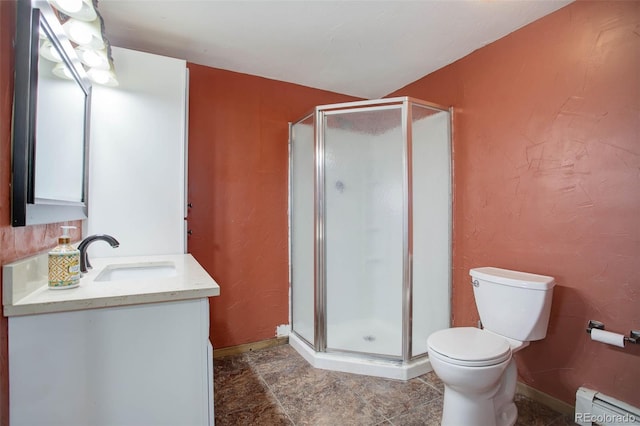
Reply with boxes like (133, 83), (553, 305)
(289, 97), (451, 380)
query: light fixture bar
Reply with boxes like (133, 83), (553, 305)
(45, 0), (118, 86)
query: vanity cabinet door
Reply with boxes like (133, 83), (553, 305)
(9, 298), (212, 426)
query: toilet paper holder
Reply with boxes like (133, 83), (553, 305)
(586, 320), (640, 344)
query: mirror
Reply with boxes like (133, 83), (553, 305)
(12, 0), (92, 226)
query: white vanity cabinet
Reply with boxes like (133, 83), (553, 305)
(9, 298), (214, 426)
(4, 253), (219, 426)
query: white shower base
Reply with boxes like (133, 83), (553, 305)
(326, 317), (401, 356)
(289, 332), (432, 381)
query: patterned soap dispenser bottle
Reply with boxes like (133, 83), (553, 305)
(48, 225), (81, 289)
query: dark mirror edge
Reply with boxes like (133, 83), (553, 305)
(11, 0), (91, 227)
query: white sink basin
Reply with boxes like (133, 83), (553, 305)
(94, 262), (177, 282)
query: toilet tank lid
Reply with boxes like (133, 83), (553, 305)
(470, 267), (555, 290)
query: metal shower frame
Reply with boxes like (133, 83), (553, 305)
(288, 96), (453, 363)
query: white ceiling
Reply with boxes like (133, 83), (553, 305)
(99, 0), (573, 99)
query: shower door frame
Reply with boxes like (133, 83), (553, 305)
(289, 97), (451, 363)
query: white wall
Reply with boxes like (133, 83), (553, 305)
(88, 47), (187, 258)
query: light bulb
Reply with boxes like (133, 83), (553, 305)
(77, 47), (109, 69)
(67, 21), (93, 45)
(90, 69), (110, 85)
(52, 62), (74, 80)
(50, 0), (83, 14)
(88, 68), (118, 86)
(63, 19), (104, 49)
(40, 40), (63, 62)
(50, 0), (96, 21)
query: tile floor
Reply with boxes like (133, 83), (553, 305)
(214, 344), (576, 425)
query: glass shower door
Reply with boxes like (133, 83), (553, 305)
(410, 105), (451, 357)
(290, 115), (315, 346)
(323, 107), (404, 358)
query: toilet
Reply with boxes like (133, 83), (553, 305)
(427, 267), (555, 426)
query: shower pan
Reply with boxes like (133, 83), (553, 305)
(289, 97), (451, 380)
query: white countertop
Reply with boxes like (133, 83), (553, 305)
(3, 253), (220, 317)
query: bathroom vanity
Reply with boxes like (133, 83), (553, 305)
(3, 253), (220, 426)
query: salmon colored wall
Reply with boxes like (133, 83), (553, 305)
(389, 0), (640, 407)
(1, 1), (82, 424)
(187, 64), (358, 348)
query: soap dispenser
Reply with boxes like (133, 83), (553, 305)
(48, 226), (80, 289)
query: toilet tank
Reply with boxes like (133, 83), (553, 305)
(470, 267), (555, 341)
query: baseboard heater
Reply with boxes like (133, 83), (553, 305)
(575, 387), (640, 426)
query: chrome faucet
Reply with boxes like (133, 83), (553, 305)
(78, 234), (120, 273)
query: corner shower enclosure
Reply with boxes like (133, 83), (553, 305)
(289, 97), (451, 379)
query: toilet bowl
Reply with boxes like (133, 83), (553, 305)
(427, 267), (555, 426)
(428, 327), (522, 426)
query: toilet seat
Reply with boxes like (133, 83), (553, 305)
(427, 327), (511, 367)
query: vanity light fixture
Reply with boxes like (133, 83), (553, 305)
(47, 0), (118, 86)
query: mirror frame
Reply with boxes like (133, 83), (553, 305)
(11, 0), (92, 227)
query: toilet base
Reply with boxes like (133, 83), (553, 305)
(441, 389), (517, 426)
(441, 387), (494, 426)
(440, 359), (518, 426)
